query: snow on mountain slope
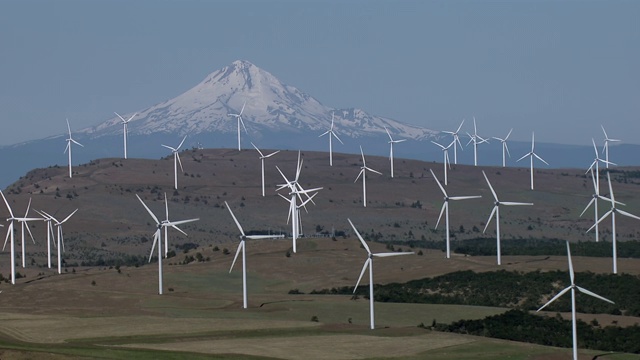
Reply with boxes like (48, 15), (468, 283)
(80, 60), (438, 140)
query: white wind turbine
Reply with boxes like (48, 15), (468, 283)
(516, 132), (549, 190)
(587, 172), (640, 274)
(161, 136), (187, 190)
(537, 241), (614, 360)
(35, 209), (57, 269)
(39, 209), (78, 274)
(580, 168), (602, 243)
(251, 142), (280, 197)
(482, 171), (533, 265)
(136, 194), (199, 294)
(442, 119), (465, 164)
(228, 102), (247, 151)
(385, 127), (406, 178)
(319, 112), (344, 166)
(349, 218), (413, 329)
(601, 125), (620, 168)
(431, 140), (454, 185)
(355, 146), (382, 207)
(492, 128), (513, 167)
(587, 138), (615, 192)
(114, 112), (136, 159)
(276, 154), (321, 253)
(225, 201), (284, 309)
(466, 117), (489, 166)
(64, 119), (84, 178)
(1, 190), (30, 284)
(16, 198), (41, 268)
(430, 169), (481, 259)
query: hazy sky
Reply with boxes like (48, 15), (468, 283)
(1, 0), (638, 146)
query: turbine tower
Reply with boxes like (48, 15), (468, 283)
(466, 117), (489, 166)
(225, 201), (284, 309)
(384, 127), (406, 178)
(442, 119), (465, 164)
(537, 241), (614, 360)
(431, 140), (454, 185)
(251, 143), (280, 197)
(228, 102), (247, 151)
(114, 112), (136, 159)
(587, 172), (640, 274)
(482, 171), (533, 265)
(430, 169), (481, 259)
(64, 119), (84, 178)
(349, 218), (413, 329)
(319, 112), (344, 166)
(601, 125), (620, 168)
(355, 146), (382, 207)
(161, 136), (187, 190)
(492, 128), (513, 167)
(516, 132), (549, 190)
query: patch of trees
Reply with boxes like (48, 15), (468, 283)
(80, 254), (147, 267)
(433, 309), (640, 354)
(383, 238), (640, 258)
(310, 270), (640, 316)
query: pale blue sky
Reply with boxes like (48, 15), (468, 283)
(1, 0), (638, 146)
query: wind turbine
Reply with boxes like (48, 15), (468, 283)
(1, 190), (23, 284)
(35, 209), (57, 269)
(225, 201), (284, 309)
(537, 241), (614, 360)
(16, 198), (41, 268)
(251, 143), (280, 197)
(161, 136), (187, 190)
(39, 209), (78, 274)
(587, 138), (615, 192)
(482, 171), (533, 265)
(275, 153), (321, 253)
(466, 117), (489, 166)
(601, 125), (620, 168)
(228, 102), (247, 151)
(349, 218), (413, 329)
(384, 127), (406, 178)
(587, 172), (640, 274)
(580, 168), (602, 243)
(492, 128), (513, 167)
(136, 194), (199, 294)
(431, 140), (454, 185)
(319, 112), (344, 166)
(114, 112), (136, 159)
(355, 146), (382, 207)
(430, 169), (481, 259)
(64, 119), (84, 178)
(442, 119), (465, 164)
(516, 132), (549, 190)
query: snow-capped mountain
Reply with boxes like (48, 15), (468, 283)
(80, 60), (438, 140)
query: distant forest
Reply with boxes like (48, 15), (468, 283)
(384, 238), (640, 258)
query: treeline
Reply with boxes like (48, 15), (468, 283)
(384, 238), (640, 258)
(308, 270), (640, 316)
(433, 309), (640, 354)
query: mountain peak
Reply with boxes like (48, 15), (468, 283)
(80, 60), (438, 141)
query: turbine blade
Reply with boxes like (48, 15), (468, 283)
(483, 206), (497, 233)
(354, 258), (371, 293)
(25, 222), (36, 244)
(148, 230), (159, 262)
(576, 286), (615, 304)
(176, 153), (184, 173)
(247, 234), (286, 240)
(0, 190), (15, 218)
(229, 242), (243, 273)
(225, 201), (245, 236)
(136, 194), (160, 225)
(60, 209), (78, 224)
(482, 171), (499, 202)
(566, 241), (574, 284)
(501, 201), (533, 206)
(167, 218), (199, 227)
(348, 218), (371, 254)
(617, 209), (640, 221)
(373, 252), (414, 257)
(333, 132), (344, 144)
(533, 153), (549, 165)
(177, 136), (187, 150)
(435, 202), (446, 229)
(537, 286), (571, 312)
(251, 142), (264, 157)
(450, 196), (482, 201)
(579, 198), (595, 218)
(168, 224), (188, 237)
